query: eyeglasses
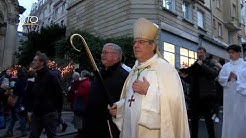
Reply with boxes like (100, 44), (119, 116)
(101, 51), (116, 55)
(133, 40), (153, 45)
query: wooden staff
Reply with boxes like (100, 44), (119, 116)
(70, 33), (113, 106)
(70, 34), (114, 138)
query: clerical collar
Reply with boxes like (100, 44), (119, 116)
(230, 58), (243, 65)
(135, 54), (158, 69)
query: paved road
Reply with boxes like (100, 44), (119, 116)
(0, 110), (222, 138)
(0, 111), (77, 138)
(196, 111), (223, 138)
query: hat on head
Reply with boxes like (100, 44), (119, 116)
(133, 18), (159, 41)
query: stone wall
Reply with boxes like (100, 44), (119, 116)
(66, 0), (160, 38)
(0, 0), (24, 70)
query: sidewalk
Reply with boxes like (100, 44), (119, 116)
(0, 111), (77, 138)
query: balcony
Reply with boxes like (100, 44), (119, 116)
(224, 18), (240, 32)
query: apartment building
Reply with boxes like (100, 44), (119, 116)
(24, 0), (246, 67)
(23, 0), (67, 32)
(242, 0), (246, 56)
(0, 0), (25, 69)
(66, 0), (229, 68)
(67, 0), (245, 68)
(209, 0), (245, 58)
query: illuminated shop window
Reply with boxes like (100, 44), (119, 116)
(180, 47), (196, 68)
(163, 42), (175, 66)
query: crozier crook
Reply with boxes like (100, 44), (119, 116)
(70, 33), (113, 106)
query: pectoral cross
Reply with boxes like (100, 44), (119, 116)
(128, 94), (135, 107)
(128, 65), (150, 107)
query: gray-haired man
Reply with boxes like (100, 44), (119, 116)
(83, 43), (129, 138)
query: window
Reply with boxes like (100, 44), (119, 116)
(43, 11), (45, 19)
(238, 36), (242, 45)
(61, 20), (64, 26)
(162, 0), (175, 12)
(180, 48), (197, 68)
(228, 32), (232, 44)
(0, 13), (4, 25)
(48, 18), (51, 24)
(216, 0), (220, 9)
(197, 11), (204, 28)
(38, 1), (43, 7)
(213, 18), (216, 28)
(43, 7), (47, 18)
(163, 42), (175, 66)
(62, 3), (66, 14)
(182, 1), (192, 21)
(54, 8), (58, 19)
(49, 3), (52, 13)
(232, 4), (236, 18)
(218, 22), (222, 37)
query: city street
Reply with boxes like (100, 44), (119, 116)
(0, 111), (77, 138)
(197, 113), (222, 138)
(0, 110), (223, 138)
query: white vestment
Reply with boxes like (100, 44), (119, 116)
(218, 58), (246, 138)
(113, 54), (190, 138)
(236, 67), (246, 95)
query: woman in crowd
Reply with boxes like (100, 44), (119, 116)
(4, 66), (28, 137)
(73, 70), (90, 138)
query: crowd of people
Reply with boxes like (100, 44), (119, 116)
(0, 17), (245, 138)
(0, 52), (66, 138)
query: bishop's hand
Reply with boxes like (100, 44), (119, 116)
(108, 103), (117, 116)
(133, 77), (149, 95)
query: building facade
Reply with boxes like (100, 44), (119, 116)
(66, 0), (246, 68)
(241, 0), (246, 56)
(23, 0), (67, 32)
(0, 0), (25, 70)
(27, 0), (243, 68)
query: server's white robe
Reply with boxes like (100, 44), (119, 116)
(218, 58), (246, 138)
(113, 54), (190, 138)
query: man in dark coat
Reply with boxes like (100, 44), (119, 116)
(27, 51), (63, 138)
(83, 43), (129, 138)
(184, 47), (218, 138)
